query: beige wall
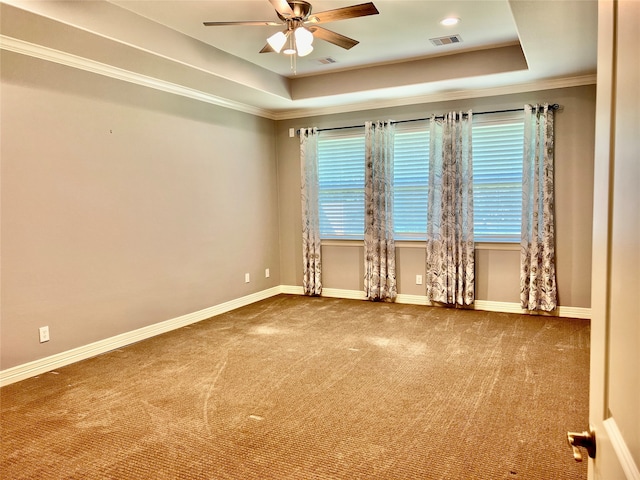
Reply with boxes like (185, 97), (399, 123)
(0, 48), (596, 373)
(276, 85), (596, 308)
(0, 52), (280, 369)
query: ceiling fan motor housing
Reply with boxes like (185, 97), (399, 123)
(277, 1), (312, 21)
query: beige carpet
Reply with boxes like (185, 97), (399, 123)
(1, 295), (589, 479)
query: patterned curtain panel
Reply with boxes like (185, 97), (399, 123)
(426, 111), (475, 306)
(521, 104), (557, 311)
(300, 127), (322, 296)
(364, 121), (397, 301)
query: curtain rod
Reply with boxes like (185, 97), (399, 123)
(297, 104), (560, 135)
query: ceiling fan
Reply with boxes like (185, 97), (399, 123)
(203, 0), (379, 57)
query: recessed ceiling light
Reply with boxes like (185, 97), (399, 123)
(440, 17), (460, 26)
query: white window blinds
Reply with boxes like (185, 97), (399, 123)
(471, 116), (524, 242)
(393, 127), (429, 240)
(317, 132), (365, 239)
(316, 112), (525, 242)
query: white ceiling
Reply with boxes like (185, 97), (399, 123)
(1, 0), (598, 118)
(109, 0), (521, 77)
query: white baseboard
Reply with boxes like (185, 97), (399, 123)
(556, 306), (591, 320)
(603, 417), (640, 480)
(280, 285), (305, 295)
(1, 284), (590, 387)
(284, 286), (591, 319)
(476, 300), (591, 319)
(321, 288), (367, 300)
(0, 287), (281, 387)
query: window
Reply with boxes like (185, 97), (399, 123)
(318, 131), (365, 239)
(316, 113), (525, 242)
(472, 115), (524, 242)
(393, 126), (429, 240)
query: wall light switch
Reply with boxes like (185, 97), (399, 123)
(416, 274), (423, 285)
(265, 268), (270, 278)
(289, 128), (295, 138)
(245, 273), (250, 283)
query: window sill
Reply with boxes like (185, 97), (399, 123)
(475, 242), (519, 251)
(321, 239), (519, 251)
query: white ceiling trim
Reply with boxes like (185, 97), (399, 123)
(1, 34), (596, 122)
(0, 35), (275, 119)
(273, 74), (597, 120)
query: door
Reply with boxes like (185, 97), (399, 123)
(589, 0), (640, 479)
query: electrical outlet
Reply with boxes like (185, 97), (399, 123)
(39, 326), (50, 343)
(416, 274), (423, 285)
(245, 273), (250, 283)
(265, 268), (270, 278)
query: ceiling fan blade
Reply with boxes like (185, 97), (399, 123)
(309, 26), (359, 50)
(269, 0), (294, 17)
(203, 20), (281, 26)
(259, 43), (276, 53)
(309, 2), (379, 24)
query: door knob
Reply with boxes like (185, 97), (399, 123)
(567, 430), (596, 461)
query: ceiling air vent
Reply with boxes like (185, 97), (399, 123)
(430, 34), (463, 47)
(315, 57), (337, 65)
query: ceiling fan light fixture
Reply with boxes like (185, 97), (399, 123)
(295, 26), (314, 47)
(267, 31), (288, 53)
(296, 43), (314, 56)
(294, 26), (314, 56)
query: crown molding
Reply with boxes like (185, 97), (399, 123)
(0, 35), (277, 120)
(1, 34), (596, 123)
(271, 74), (597, 120)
